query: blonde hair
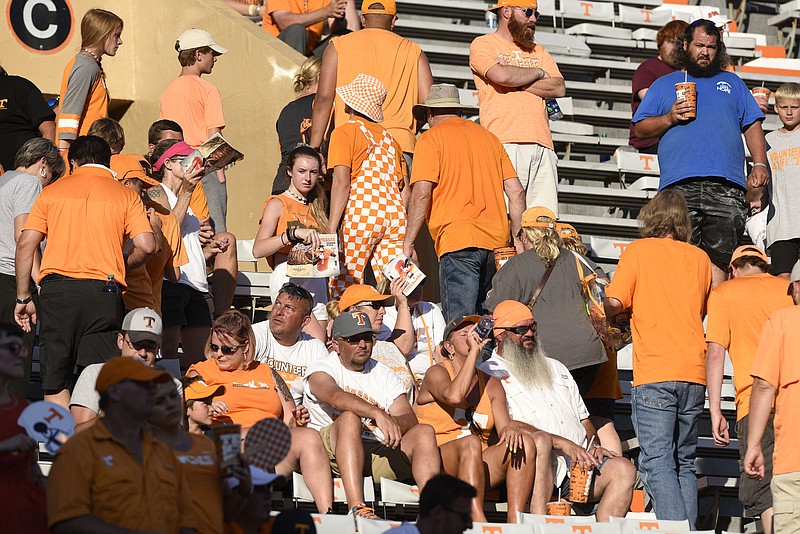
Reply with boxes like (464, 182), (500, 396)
(524, 227), (563, 266)
(561, 236), (588, 256)
(80, 9), (123, 50)
(293, 56), (322, 95)
(775, 82), (800, 103)
(638, 189), (692, 242)
(326, 300), (341, 322)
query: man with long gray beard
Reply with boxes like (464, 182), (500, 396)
(478, 300), (635, 521)
(633, 19), (766, 287)
(469, 0), (565, 214)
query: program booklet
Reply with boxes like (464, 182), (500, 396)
(181, 133), (244, 174)
(285, 234), (340, 278)
(382, 253), (426, 296)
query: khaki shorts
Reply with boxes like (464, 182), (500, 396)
(771, 471), (800, 534)
(319, 423), (413, 483)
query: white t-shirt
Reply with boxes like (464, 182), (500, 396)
(372, 340), (415, 400)
(70, 362), (182, 414)
(379, 302), (446, 379)
(162, 184), (208, 292)
(252, 320), (329, 404)
(479, 352), (589, 485)
(303, 356), (407, 442)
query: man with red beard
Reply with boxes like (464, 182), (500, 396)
(469, 0), (565, 215)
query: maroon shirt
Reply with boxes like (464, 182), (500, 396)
(629, 58), (675, 151)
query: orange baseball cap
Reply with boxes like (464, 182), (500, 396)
(184, 380), (225, 402)
(492, 300), (534, 335)
(363, 0), (396, 15)
(486, 0), (537, 11)
(96, 357), (171, 395)
(521, 206), (556, 229)
(338, 284), (393, 312)
(110, 154), (160, 188)
(729, 245), (768, 269)
(556, 222), (580, 240)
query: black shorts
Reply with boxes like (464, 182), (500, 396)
(737, 414), (775, 516)
(768, 239), (800, 275)
(161, 281), (214, 327)
(666, 179), (748, 270)
(38, 275), (123, 391)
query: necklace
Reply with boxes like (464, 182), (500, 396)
(284, 188), (308, 205)
(81, 48), (101, 63)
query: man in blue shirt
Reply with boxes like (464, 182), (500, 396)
(633, 19), (767, 287)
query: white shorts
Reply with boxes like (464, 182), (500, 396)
(503, 143), (559, 216)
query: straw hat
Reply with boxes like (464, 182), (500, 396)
(412, 83), (476, 124)
(336, 74), (387, 123)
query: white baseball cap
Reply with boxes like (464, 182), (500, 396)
(176, 28), (228, 54)
(689, 7), (732, 29)
(121, 307), (162, 345)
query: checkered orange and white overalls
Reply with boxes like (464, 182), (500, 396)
(330, 119), (407, 299)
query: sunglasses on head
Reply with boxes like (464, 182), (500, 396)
(498, 322), (537, 335)
(209, 342), (242, 355)
(281, 282), (312, 300)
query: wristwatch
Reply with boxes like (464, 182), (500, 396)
(16, 295), (32, 305)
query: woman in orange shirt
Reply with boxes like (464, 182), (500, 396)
(415, 316), (550, 523)
(187, 310), (333, 513)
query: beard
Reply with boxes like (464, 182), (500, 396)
(679, 48), (722, 78)
(508, 16), (536, 53)
(502, 335), (552, 389)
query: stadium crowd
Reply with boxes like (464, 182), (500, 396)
(1, 1), (800, 533)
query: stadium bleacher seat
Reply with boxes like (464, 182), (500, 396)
(609, 517), (690, 533)
(517, 512), (597, 525)
(542, 523), (622, 533)
(311, 513), (357, 534)
(292, 473), (376, 506)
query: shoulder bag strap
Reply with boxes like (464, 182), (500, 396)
(527, 260), (556, 309)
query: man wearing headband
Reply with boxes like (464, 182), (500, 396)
(479, 300), (635, 521)
(706, 246), (793, 533)
(14, 136), (155, 409)
(469, 0), (565, 215)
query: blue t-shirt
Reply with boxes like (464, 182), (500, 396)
(632, 70), (763, 189)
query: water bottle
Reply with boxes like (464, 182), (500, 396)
(475, 315), (495, 339)
(102, 274), (119, 294)
(485, 4), (498, 28)
(545, 98), (564, 121)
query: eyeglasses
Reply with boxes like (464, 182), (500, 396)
(440, 505), (472, 524)
(464, 406), (488, 443)
(280, 282), (312, 300)
(514, 6), (540, 19)
(340, 332), (375, 344)
(124, 335), (160, 354)
(0, 341), (24, 356)
(209, 342), (242, 355)
(497, 322), (537, 335)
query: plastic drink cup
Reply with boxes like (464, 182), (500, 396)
(752, 86), (771, 105)
(568, 463), (593, 503)
(546, 500), (572, 516)
(675, 82), (697, 118)
(493, 246), (516, 271)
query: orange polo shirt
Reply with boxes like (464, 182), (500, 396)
(47, 421), (196, 533)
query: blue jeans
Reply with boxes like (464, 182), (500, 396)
(439, 248), (496, 323)
(631, 381), (705, 527)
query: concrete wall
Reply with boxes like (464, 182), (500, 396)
(2, 0), (305, 244)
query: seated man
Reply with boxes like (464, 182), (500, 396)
(261, 0), (359, 56)
(303, 310), (440, 521)
(69, 307), (163, 433)
(252, 282), (329, 403)
(478, 300), (636, 521)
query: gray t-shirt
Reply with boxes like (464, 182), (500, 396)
(765, 129), (800, 245)
(484, 248), (608, 371)
(0, 170), (41, 276)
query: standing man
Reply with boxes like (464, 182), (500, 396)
(403, 84), (525, 322)
(14, 136), (155, 408)
(47, 357), (196, 534)
(633, 20), (767, 287)
(706, 245), (793, 534)
(160, 28), (230, 233)
(309, 0), (433, 164)
(744, 261), (800, 533)
(629, 20), (688, 153)
(469, 0), (565, 215)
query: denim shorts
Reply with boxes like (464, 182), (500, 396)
(666, 178), (748, 270)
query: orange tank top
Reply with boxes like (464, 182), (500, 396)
(415, 360), (494, 448)
(259, 194), (320, 269)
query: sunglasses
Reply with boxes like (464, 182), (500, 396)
(514, 6), (540, 19)
(124, 335), (160, 353)
(209, 342), (242, 355)
(281, 282), (312, 300)
(340, 332), (375, 344)
(0, 340), (24, 356)
(464, 406), (488, 443)
(356, 301), (384, 311)
(498, 322), (537, 335)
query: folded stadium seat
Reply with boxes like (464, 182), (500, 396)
(464, 522), (535, 534)
(517, 512), (597, 524)
(356, 517), (404, 534)
(310, 513), (357, 534)
(292, 472), (376, 507)
(541, 523), (622, 534)
(609, 517), (690, 533)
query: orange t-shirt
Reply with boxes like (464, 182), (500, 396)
(327, 120), (406, 186)
(469, 34), (561, 147)
(606, 238), (712, 387)
(258, 194), (320, 269)
(331, 29), (423, 153)
(159, 75), (225, 148)
(751, 306), (800, 475)
(56, 54), (108, 141)
(24, 166), (153, 285)
(261, 0), (328, 52)
(174, 434), (224, 534)
(706, 273), (793, 420)
(188, 359), (283, 430)
(410, 117), (516, 256)
(415, 361), (495, 448)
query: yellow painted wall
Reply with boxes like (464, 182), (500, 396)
(2, 0), (304, 245)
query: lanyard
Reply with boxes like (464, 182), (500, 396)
(415, 304), (435, 369)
